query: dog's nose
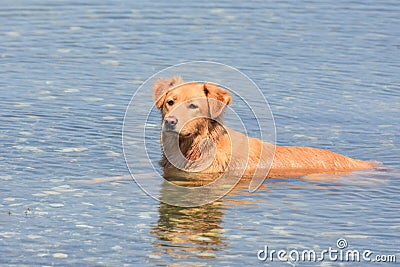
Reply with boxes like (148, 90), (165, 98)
(164, 116), (178, 127)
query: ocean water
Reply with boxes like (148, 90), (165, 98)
(0, 0), (399, 266)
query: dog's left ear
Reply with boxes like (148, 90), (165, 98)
(204, 83), (232, 118)
(153, 76), (183, 109)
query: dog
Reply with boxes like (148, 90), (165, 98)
(153, 77), (375, 178)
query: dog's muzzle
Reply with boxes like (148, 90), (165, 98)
(164, 116), (178, 131)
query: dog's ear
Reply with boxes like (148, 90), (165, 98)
(204, 83), (232, 118)
(153, 76), (183, 109)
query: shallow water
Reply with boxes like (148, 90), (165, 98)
(1, 0), (399, 266)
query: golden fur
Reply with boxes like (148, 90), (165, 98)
(153, 77), (375, 178)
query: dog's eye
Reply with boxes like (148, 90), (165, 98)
(188, 103), (198, 109)
(167, 100), (175, 106)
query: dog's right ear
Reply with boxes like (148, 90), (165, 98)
(153, 76), (183, 109)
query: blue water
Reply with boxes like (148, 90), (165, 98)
(1, 0), (399, 266)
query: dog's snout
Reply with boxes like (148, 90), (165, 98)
(164, 116), (178, 128)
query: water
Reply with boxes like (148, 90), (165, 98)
(1, 0), (399, 266)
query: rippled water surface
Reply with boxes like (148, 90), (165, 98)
(1, 0), (399, 266)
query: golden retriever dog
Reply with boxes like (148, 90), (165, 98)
(153, 77), (375, 178)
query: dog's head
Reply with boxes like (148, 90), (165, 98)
(153, 77), (232, 138)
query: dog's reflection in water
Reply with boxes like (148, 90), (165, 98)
(150, 172), (257, 260)
(151, 200), (225, 259)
